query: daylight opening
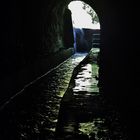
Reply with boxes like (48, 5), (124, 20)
(68, 1), (100, 53)
(68, 1), (100, 29)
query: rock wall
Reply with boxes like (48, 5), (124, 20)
(1, 0), (74, 106)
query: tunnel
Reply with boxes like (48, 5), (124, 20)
(0, 0), (140, 139)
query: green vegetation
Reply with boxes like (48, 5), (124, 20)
(82, 2), (99, 24)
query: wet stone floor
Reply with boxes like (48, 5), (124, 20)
(0, 53), (87, 140)
(0, 49), (128, 140)
(55, 48), (128, 140)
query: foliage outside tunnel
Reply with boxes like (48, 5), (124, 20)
(68, 1), (100, 52)
(68, 1), (100, 29)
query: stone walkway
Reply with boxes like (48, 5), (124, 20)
(0, 53), (87, 140)
(0, 49), (128, 140)
(55, 48), (128, 140)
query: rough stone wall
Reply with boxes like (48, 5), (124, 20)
(96, 1), (140, 138)
(41, 2), (65, 54)
(1, 0), (74, 106)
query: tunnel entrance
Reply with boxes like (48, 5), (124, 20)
(68, 1), (100, 53)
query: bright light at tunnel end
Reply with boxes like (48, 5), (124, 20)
(68, 1), (100, 29)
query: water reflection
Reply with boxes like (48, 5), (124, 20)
(73, 61), (99, 93)
(79, 118), (106, 139)
(56, 48), (127, 140)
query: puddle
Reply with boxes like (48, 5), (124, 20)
(78, 118), (107, 139)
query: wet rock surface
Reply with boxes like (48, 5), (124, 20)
(0, 49), (129, 140)
(55, 48), (128, 140)
(0, 53), (87, 140)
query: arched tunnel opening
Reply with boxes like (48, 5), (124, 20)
(68, 1), (100, 53)
(0, 0), (140, 139)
